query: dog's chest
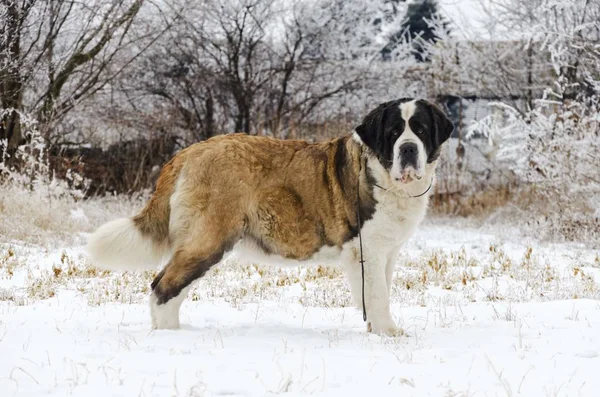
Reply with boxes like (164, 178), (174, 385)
(353, 193), (428, 251)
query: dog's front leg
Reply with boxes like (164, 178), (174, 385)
(343, 252), (402, 336)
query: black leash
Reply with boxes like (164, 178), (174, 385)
(356, 184), (367, 322)
(356, 172), (434, 324)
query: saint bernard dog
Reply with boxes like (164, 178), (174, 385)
(87, 98), (453, 336)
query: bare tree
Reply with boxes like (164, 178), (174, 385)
(0, 0), (36, 150)
(115, 0), (408, 143)
(0, 0), (153, 153)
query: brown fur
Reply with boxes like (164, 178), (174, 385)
(133, 155), (182, 245)
(137, 134), (375, 304)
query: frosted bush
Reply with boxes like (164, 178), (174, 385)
(469, 99), (600, 242)
(0, 111), (146, 246)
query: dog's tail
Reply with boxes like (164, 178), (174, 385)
(86, 159), (182, 271)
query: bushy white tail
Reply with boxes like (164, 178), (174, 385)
(86, 218), (170, 271)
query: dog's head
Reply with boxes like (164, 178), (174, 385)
(354, 98), (453, 184)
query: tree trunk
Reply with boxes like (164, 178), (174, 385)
(243, 105), (251, 134)
(205, 93), (215, 140)
(526, 44), (533, 111)
(1, 79), (25, 152)
(1, 108), (24, 152)
(0, 1), (25, 154)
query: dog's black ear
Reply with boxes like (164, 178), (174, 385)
(426, 103), (454, 163)
(354, 103), (388, 150)
(431, 104), (454, 146)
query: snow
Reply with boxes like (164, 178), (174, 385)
(2, 216), (600, 397)
(3, 296), (600, 397)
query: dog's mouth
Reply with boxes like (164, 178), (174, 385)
(396, 167), (422, 184)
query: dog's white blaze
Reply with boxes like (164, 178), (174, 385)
(399, 99), (417, 121)
(150, 285), (191, 329)
(391, 100), (426, 180)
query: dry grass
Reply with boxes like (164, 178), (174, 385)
(430, 185), (514, 218)
(507, 186), (600, 243)
(3, 241), (597, 313)
(0, 182), (147, 247)
(430, 183), (599, 245)
(1, 176), (597, 311)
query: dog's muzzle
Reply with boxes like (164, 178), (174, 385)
(399, 142), (418, 169)
(396, 142), (422, 183)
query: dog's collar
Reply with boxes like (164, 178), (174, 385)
(372, 177), (434, 198)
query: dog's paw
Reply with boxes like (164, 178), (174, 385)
(367, 321), (404, 337)
(149, 292), (181, 330)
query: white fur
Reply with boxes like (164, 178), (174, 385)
(150, 285), (191, 329)
(86, 218), (168, 271)
(168, 174), (188, 242)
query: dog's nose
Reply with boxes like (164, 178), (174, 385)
(400, 142), (418, 167)
(400, 142), (417, 156)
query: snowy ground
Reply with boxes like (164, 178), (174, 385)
(1, 214), (600, 396)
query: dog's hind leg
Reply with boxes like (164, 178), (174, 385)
(149, 236), (237, 329)
(150, 282), (193, 330)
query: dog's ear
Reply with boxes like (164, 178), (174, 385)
(354, 103), (388, 150)
(426, 103), (454, 163)
(431, 104), (454, 146)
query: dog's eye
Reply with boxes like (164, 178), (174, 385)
(411, 121), (425, 134)
(416, 126), (428, 135)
